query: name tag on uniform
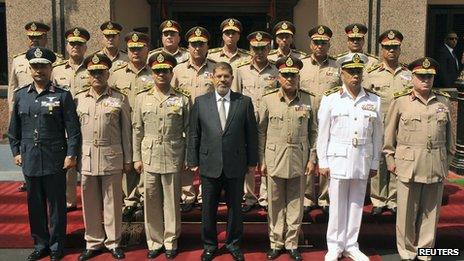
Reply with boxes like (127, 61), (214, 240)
(361, 103), (376, 111)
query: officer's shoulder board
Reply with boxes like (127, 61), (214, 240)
(393, 87), (413, 98)
(120, 49), (127, 54)
(113, 63), (128, 72)
(367, 62), (382, 73)
(364, 87), (380, 97)
(136, 86), (151, 95)
(174, 87), (191, 98)
(238, 48), (251, 55)
(237, 60), (251, 68)
(263, 88), (279, 96)
(293, 49), (308, 57)
(75, 85), (91, 95)
(334, 51), (349, 59)
(433, 89), (451, 98)
(208, 47), (222, 54)
(268, 49), (278, 55)
(13, 51), (27, 58)
(299, 89), (315, 96)
(14, 84), (30, 93)
(328, 55), (337, 61)
(148, 47), (163, 55)
(323, 86), (342, 96)
(179, 47), (188, 52)
(206, 57), (217, 63)
(365, 53), (379, 60)
(54, 52), (64, 59)
(110, 86), (124, 94)
(52, 60), (68, 68)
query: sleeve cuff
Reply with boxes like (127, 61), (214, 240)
(385, 155), (395, 169)
(370, 159), (379, 170)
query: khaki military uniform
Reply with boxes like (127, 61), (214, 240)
(149, 47), (189, 64)
(300, 55), (340, 208)
(208, 47), (251, 68)
(133, 86), (190, 250)
(232, 61), (278, 206)
(97, 49), (128, 72)
(51, 59), (90, 208)
(75, 86), (132, 250)
(172, 58), (216, 204)
(383, 89), (454, 261)
(267, 49), (308, 62)
(258, 88), (317, 250)
(364, 62), (412, 209)
(335, 51), (379, 71)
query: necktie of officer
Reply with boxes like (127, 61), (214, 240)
(219, 97), (226, 130)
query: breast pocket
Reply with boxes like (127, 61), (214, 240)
(103, 106), (120, 125)
(400, 115), (420, 131)
(269, 111), (284, 129)
(362, 111), (377, 135)
(331, 108), (350, 130)
(77, 106), (90, 126)
(102, 146), (123, 171)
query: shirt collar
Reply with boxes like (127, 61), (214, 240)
(215, 89), (231, 101)
(28, 81), (54, 93)
(445, 43), (454, 53)
(341, 84), (367, 100)
(310, 54), (328, 65)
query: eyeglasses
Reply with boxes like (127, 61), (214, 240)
(312, 40), (328, 46)
(89, 70), (106, 76)
(381, 45), (400, 50)
(152, 69), (172, 74)
(163, 31), (177, 37)
(281, 73), (297, 78)
(344, 68), (363, 75)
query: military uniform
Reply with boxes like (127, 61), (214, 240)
(258, 57), (317, 254)
(149, 47), (189, 64)
(267, 21), (308, 62)
(383, 58), (455, 261)
(97, 21), (128, 72)
(8, 48), (81, 258)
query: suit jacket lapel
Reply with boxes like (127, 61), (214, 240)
(209, 92), (223, 133)
(223, 91), (240, 134)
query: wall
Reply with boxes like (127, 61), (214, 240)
(113, 0), (151, 49)
(293, 0), (318, 53)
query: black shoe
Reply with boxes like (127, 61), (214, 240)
(134, 208), (144, 222)
(390, 207), (397, 214)
(165, 249), (178, 259)
(110, 248), (125, 259)
(201, 249), (216, 261)
(27, 249), (49, 261)
(229, 248), (244, 261)
(288, 249), (303, 261)
(66, 205), (77, 212)
(260, 205), (268, 212)
(49, 250), (64, 261)
(321, 206), (329, 215)
(18, 182), (27, 192)
(241, 204), (254, 213)
(266, 249), (282, 260)
(122, 206), (136, 222)
(147, 248), (163, 259)
(78, 249), (102, 261)
(371, 206), (384, 216)
(181, 202), (194, 213)
(303, 206), (316, 215)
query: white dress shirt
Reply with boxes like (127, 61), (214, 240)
(316, 85), (383, 180)
(215, 89), (231, 117)
(445, 43), (459, 70)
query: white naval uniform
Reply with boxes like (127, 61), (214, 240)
(317, 85), (383, 255)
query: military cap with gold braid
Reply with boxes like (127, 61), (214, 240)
(337, 52), (368, 69)
(308, 25), (332, 41)
(83, 53), (112, 71)
(148, 51), (177, 70)
(160, 20), (181, 33)
(25, 22), (50, 36)
(275, 56), (303, 74)
(379, 29), (403, 46)
(100, 21), (123, 35)
(185, 26), (210, 43)
(65, 27), (90, 43)
(408, 57), (439, 75)
(247, 31), (272, 47)
(345, 23), (367, 38)
(221, 18), (242, 33)
(274, 21), (296, 36)
(26, 47), (56, 64)
(124, 31), (150, 48)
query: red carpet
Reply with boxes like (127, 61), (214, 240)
(0, 180), (463, 261)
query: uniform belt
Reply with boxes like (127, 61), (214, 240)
(331, 137), (372, 147)
(145, 135), (184, 144)
(84, 140), (111, 146)
(268, 136), (308, 144)
(399, 141), (446, 149)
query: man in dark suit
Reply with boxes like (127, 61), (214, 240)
(436, 31), (461, 88)
(187, 62), (258, 261)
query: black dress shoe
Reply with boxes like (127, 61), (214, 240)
(50, 250), (64, 261)
(165, 249), (178, 259)
(134, 208), (145, 222)
(147, 248), (163, 259)
(18, 182), (27, 192)
(371, 206), (384, 216)
(321, 206), (329, 215)
(122, 206), (136, 222)
(241, 204), (254, 213)
(288, 249), (302, 261)
(266, 249), (282, 260)
(229, 248), (244, 261)
(27, 249), (49, 261)
(201, 249), (216, 261)
(78, 249), (102, 261)
(181, 202), (194, 213)
(110, 248), (125, 259)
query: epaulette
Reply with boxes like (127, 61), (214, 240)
(52, 60), (68, 68)
(13, 51), (26, 58)
(263, 88), (279, 96)
(299, 89), (315, 96)
(323, 86), (342, 96)
(365, 53), (379, 60)
(54, 53), (64, 59)
(367, 62), (382, 73)
(237, 60), (251, 68)
(148, 47), (163, 54)
(334, 52), (348, 58)
(177, 59), (189, 65)
(75, 86), (90, 95)
(136, 86), (151, 95)
(400, 62), (409, 69)
(208, 47), (222, 54)
(293, 49), (308, 56)
(174, 87), (191, 97)
(110, 86), (123, 94)
(206, 58), (217, 63)
(433, 89), (451, 98)
(120, 49), (127, 54)
(393, 87), (413, 98)
(269, 60), (276, 64)
(239, 48), (251, 55)
(328, 55), (336, 60)
(113, 63), (128, 71)
(179, 47), (188, 52)
(14, 84), (30, 92)
(268, 49), (278, 55)
(364, 87), (380, 96)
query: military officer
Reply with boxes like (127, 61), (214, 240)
(75, 53), (131, 261)
(8, 21), (63, 192)
(258, 56), (317, 261)
(317, 53), (382, 261)
(109, 31), (153, 218)
(383, 58), (455, 261)
(335, 24), (379, 70)
(51, 27), (91, 211)
(232, 31), (278, 212)
(133, 51), (190, 260)
(148, 20), (189, 64)
(8, 47), (81, 261)
(171, 26), (216, 212)
(300, 25), (340, 215)
(208, 18), (250, 68)
(97, 21), (128, 72)
(267, 21), (308, 62)
(364, 30), (411, 216)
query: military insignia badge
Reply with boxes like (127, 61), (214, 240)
(31, 23), (37, 31)
(195, 28), (202, 36)
(73, 28), (80, 36)
(132, 33), (139, 42)
(256, 32), (263, 41)
(353, 53), (361, 63)
(388, 30), (395, 40)
(91, 54), (100, 64)
(285, 57), (293, 67)
(353, 25), (359, 34)
(34, 48), (43, 58)
(282, 22), (288, 30)
(107, 22), (113, 29)
(318, 26), (325, 35)
(423, 58), (431, 68)
(157, 54), (165, 63)
(361, 103), (375, 111)
(228, 19), (235, 26)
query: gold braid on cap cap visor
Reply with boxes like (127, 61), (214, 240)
(250, 39), (270, 47)
(151, 63), (173, 70)
(276, 29), (294, 35)
(87, 64), (109, 70)
(342, 62), (365, 69)
(412, 68), (436, 75)
(102, 28), (120, 35)
(279, 67), (299, 73)
(188, 36), (208, 42)
(311, 35), (330, 41)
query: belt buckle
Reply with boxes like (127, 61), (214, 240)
(352, 138), (358, 148)
(93, 140), (98, 147)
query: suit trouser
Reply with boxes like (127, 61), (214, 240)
(81, 173), (122, 250)
(243, 170), (258, 205)
(327, 178), (367, 254)
(370, 157), (397, 208)
(144, 171), (181, 250)
(122, 169), (139, 205)
(25, 173), (67, 252)
(396, 181), (443, 261)
(258, 176), (268, 207)
(65, 168), (78, 207)
(267, 175), (305, 250)
(181, 169), (196, 204)
(124, 171), (144, 208)
(201, 173), (244, 251)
